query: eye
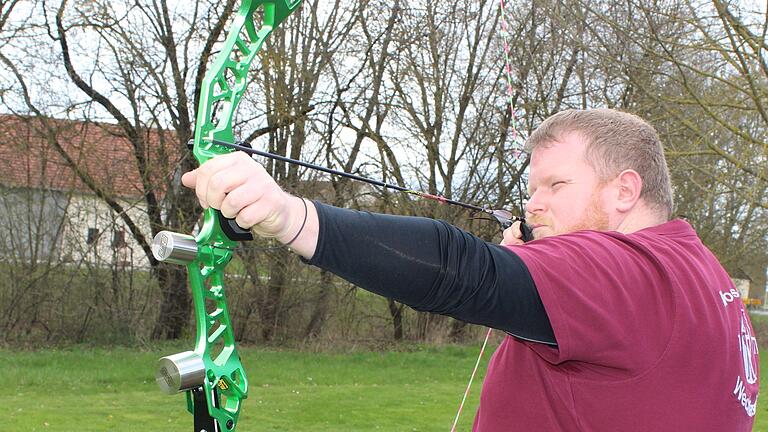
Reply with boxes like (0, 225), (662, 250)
(551, 181), (566, 188)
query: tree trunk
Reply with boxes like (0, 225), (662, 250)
(387, 299), (404, 341)
(260, 249), (290, 341)
(152, 265), (190, 339)
(304, 270), (333, 339)
(449, 319), (468, 342)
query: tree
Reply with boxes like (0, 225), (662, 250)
(577, 0), (767, 287)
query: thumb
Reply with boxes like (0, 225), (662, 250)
(500, 223), (525, 246)
(181, 169), (198, 189)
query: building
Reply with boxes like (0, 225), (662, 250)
(0, 114), (176, 269)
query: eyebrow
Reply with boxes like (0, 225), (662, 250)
(527, 174), (552, 195)
(527, 174), (572, 196)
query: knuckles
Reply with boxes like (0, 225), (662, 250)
(500, 224), (525, 246)
(234, 206), (261, 229)
(194, 152), (284, 233)
(209, 172), (230, 195)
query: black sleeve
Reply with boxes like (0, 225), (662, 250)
(302, 202), (556, 345)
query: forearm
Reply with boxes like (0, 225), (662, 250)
(299, 201), (556, 345)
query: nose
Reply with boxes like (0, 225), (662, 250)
(525, 192), (546, 217)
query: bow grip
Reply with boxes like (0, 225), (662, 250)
(217, 211), (254, 241)
(187, 139), (255, 242)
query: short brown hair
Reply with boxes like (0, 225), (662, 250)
(526, 108), (673, 218)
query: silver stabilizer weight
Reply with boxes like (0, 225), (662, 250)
(156, 351), (206, 395)
(152, 231), (198, 265)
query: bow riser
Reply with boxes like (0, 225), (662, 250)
(154, 1), (304, 431)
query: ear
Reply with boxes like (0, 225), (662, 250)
(614, 169), (643, 212)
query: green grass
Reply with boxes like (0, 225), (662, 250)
(0, 344), (487, 431)
(749, 313), (768, 432)
(757, 355), (768, 432)
(5, 314), (768, 432)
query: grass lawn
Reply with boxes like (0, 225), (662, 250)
(0, 343), (487, 431)
(4, 317), (768, 432)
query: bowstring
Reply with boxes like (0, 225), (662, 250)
(499, 0), (525, 161)
(449, 1), (524, 429)
(449, 327), (493, 432)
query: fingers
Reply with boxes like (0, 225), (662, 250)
(223, 183), (284, 229)
(500, 221), (526, 246)
(205, 167), (248, 211)
(180, 151), (308, 242)
(239, 201), (285, 238)
(181, 169), (198, 189)
(182, 152), (262, 210)
(194, 152), (248, 208)
(219, 179), (264, 219)
(181, 151), (286, 228)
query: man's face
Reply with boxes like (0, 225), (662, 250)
(525, 132), (612, 239)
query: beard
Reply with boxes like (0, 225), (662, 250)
(530, 188), (610, 239)
(566, 189), (610, 233)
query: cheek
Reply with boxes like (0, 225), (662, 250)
(550, 199), (586, 224)
(548, 197), (595, 234)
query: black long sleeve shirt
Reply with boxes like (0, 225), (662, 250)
(303, 202), (556, 345)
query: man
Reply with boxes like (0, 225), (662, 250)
(182, 109), (758, 431)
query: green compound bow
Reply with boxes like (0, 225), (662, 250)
(151, 1), (304, 431)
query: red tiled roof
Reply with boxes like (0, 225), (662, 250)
(0, 115), (181, 199)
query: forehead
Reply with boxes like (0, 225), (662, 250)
(529, 131), (591, 176)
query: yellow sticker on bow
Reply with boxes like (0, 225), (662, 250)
(218, 379), (230, 391)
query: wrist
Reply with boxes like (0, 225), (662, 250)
(276, 196), (308, 245)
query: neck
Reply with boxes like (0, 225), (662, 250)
(614, 205), (668, 234)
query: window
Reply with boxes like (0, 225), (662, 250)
(112, 228), (127, 248)
(86, 228), (99, 245)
